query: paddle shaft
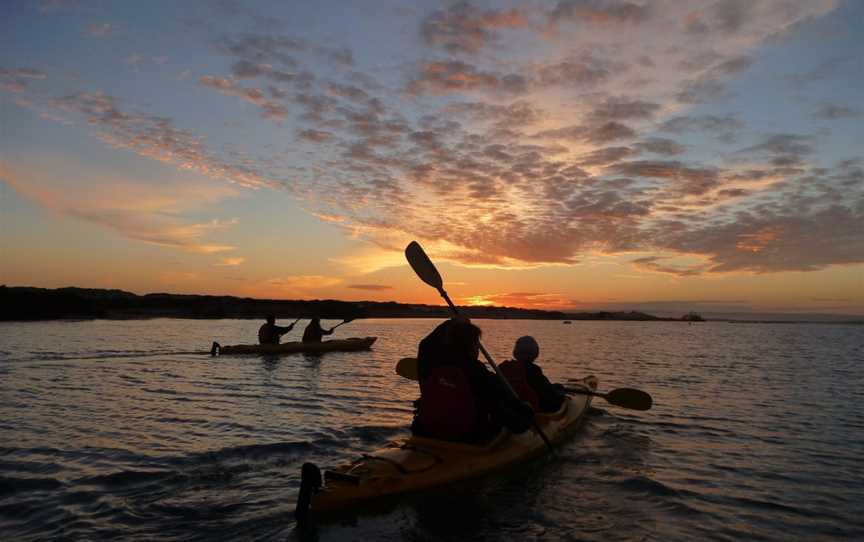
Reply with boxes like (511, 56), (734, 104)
(435, 287), (554, 451)
(564, 387), (605, 399)
(329, 319), (353, 331)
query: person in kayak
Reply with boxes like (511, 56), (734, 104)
(258, 315), (295, 345)
(411, 318), (534, 443)
(302, 317), (335, 343)
(500, 336), (567, 413)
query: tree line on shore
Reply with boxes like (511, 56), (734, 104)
(0, 285), (676, 322)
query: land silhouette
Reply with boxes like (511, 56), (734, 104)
(1, 286), (673, 322)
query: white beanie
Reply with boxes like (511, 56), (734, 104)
(513, 335), (539, 362)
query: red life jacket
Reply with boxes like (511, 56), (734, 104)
(416, 366), (478, 441)
(499, 360), (540, 411)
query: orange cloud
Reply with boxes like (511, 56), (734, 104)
(736, 226), (783, 253)
(1, 158), (240, 256)
(215, 257), (246, 266)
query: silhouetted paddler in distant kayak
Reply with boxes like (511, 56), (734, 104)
(258, 315), (295, 345)
(302, 317), (335, 343)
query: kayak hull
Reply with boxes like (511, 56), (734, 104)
(213, 336), (376, 355)
(307, 375), (598, 513)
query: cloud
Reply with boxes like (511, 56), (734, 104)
(346, 284), (394, 291)
(607, 160), (720, 195)
(631, 255), (710, 276)
(219, 33), (304, 67)
(534, 121), (636, 144)
(1, 158), (240, 255)
(577, 146), (639, 167)
(199, 76), (288, 120)
(634, 138), (686, 155)
(590, 97), (661, 120)
(264, 275), (343, 290)
(536, 57), (611, 88)
(407, 60), (530, 95)
(549, 0), (652, 26)
(676, 78), (729, 104)
(158, 271), (199, 283)
(684, 0), (832, 37)
(317, 45), (353, 67)
(650, 205), (864, 274)
(421, 2), (528, 54)
(813, 105), (862, 120)
(87, 23), (112, 37)
(40, 0), (89, 13)
(44, 91), (279, 189)
(216, 257), (246, 266)
(0, 67), (46, 93)
(784, 55), (852, 89)
(296, 128), (334, 143)
(739, 133), (815, 155)
(658, 114), (744, 142)
(19, 3), (857, 280)
(735, 133), (816, 166)
(444, 100), (543, 127)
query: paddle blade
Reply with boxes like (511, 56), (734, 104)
(395, 357), (419, 381)
(405, 241), (443, 290)
(605, 388), (653, 411)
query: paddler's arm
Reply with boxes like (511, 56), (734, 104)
(527, 364), (564, 395)
(275, 323), (295, 336)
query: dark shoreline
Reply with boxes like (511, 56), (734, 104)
(3, 286), (860, 324)
(1, 285), (676, 322)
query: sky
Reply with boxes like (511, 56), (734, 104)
(1, 0), (862, 316)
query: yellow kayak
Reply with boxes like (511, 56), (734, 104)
(210, 336), (376, 356)
(295, 375), (598, 520)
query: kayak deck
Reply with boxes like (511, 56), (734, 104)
(210, 336), (376, 356)
(299, 375), (598, 516)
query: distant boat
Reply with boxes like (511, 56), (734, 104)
(563, 320), (572, 324)
(682, 311), (704, 322)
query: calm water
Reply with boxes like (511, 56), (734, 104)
(1, 318), (862, 541)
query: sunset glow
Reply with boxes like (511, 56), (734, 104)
(2, 1), (862, 316)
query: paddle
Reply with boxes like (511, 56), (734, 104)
(396, 357), (652, 411)
(327, 317), (355, 332)
(396, 357), (419, 380)
(404, 241), (554, 451)
(564, 386), (652, 411)
(278, 317), (303, 339)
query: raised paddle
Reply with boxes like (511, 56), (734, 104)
(397, 357), (652, 411)
(404, 241), (554, 451)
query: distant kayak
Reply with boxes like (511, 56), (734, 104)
(210, 337), (377, 356)
(296, 375), (598, 519)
